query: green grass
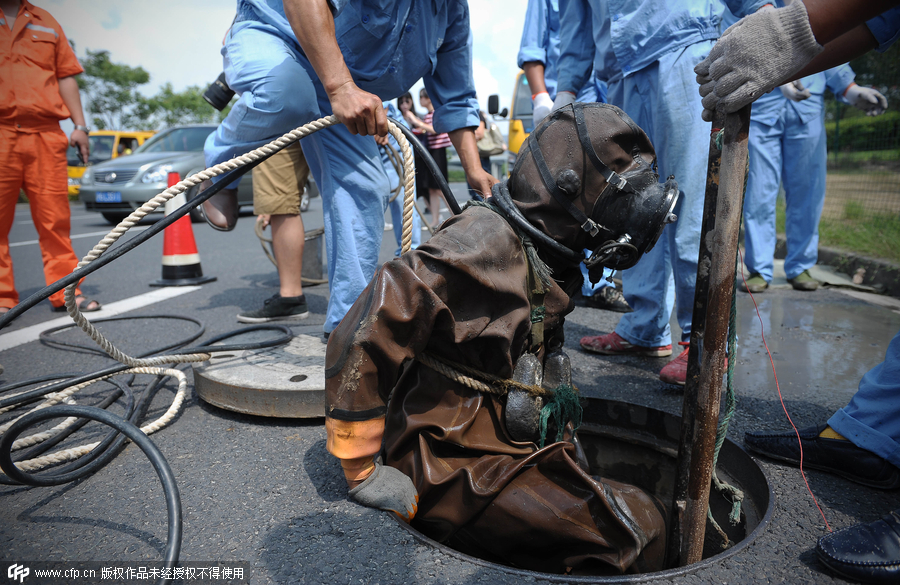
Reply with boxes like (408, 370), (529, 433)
(448, 169), (467, 183)
(830, 148), (900, 165)
(776, 198), (900, 262)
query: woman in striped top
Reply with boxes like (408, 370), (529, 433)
(417, 88), (452, 229)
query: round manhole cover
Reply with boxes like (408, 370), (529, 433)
(193, 334), (325, 418)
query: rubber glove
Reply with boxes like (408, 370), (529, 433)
(346, 458), (418, 522)
(550, 91), (576, 115)
(779, 82), (811, 102)
(844, 84), (888, 116)
(532, 92), (554, 125)
(695, 1), (823, 122)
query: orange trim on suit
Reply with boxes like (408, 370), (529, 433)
(0, 0), (86, 309)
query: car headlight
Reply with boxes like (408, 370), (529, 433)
(142, 163), (175, 184)
(81, 168), (93, 185)
(68, 177), (81, 186)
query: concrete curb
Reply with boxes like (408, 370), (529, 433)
(775, 237), (900, 298)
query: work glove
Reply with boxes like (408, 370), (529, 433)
(532, 92), (554, 125)
(550, 91), (576, 115)
(347, 459), (418, 522)
(779, 81), (811, 102)
(695, 1), (823, 122)
(844, 84), (888, 116)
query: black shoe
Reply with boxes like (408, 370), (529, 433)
(237, 294), (309, 323)
(584, 287), (633, 313)
(816, 509), (900, 585)
(744, 424), (900, 489)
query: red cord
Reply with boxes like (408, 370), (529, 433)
(738, 248), (832, 532)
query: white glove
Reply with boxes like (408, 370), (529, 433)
(532, 92), (554, 125)
(550, 91), (576, 115)
(695, 1), (823, 122)
(844, 84), (888, 116)
(779, 82), (811, 102)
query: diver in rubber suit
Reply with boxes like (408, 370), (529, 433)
(323, 103), (678, 575)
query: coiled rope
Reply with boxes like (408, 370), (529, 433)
(60, 116), (415, 369)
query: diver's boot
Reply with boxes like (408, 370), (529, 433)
(505, 354), (543, 443)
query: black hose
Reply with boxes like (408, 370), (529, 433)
(392, 122), (462, 216)
(0, 161), (265, 329)
(0, 405), (182, 585)
(39, 315), (206, 358)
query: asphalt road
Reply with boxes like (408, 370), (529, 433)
(2, 189), (900, 585)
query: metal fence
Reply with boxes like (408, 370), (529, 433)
(824, 105), (900, 221)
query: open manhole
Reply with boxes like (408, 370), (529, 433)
(393, 397), (773, 582)
(193, 334), (325, 418)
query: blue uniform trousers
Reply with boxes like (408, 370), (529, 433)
(204, 22), (390, 334)
(609, 42), (711, 346)
(743, 106), (827, 281)
(829, 329), (900, 468)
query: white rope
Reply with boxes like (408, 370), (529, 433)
(10, 367), (188, 473)
(0, 117), (417, 476)
(61, 116), (415, 364)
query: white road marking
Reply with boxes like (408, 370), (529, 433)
(0, 286), (202, 352)
(9, 226), (150, 248)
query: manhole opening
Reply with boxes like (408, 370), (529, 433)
(393, 398), (773, 583)
(290, 374), (308, 383)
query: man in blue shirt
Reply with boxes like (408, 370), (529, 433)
(556, 0), (768, 386)
(203, 0), (497, 338)
(517, 0), (631, 313)
(740, 64), (886, 294)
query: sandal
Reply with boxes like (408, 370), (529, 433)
(52, 297), (102, 313)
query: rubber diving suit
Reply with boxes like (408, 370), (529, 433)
(323, 103), (678, 575)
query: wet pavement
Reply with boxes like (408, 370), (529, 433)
(2, 186), (899, 584)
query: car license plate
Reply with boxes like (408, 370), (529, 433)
(95, 191), (122, 203)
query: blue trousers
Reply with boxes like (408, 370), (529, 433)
(607, 42), (712, 347)
(829, 329), (900, 468)
(204, 22), (390, 334)
(744, 107), (827, 281)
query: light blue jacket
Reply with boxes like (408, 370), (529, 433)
(868, 7), (900, 52)
(517, 0), (562, 98)
(557, 0), (769, 93)
(240, 0), (480, 134)
(750, 65), (855, 127)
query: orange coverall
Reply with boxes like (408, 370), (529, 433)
(0, 0), (86, 310)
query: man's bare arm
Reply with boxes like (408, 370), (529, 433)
(58, 76), (89, 161)
(282, 0), (387, 137)
(449, 128), (499, 199)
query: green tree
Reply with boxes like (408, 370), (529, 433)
(140, 83), (233, 128)
(77, 49), (151, 130)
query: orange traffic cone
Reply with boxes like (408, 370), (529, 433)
(150, 172), (217, 287)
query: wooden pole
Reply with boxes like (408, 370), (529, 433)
(668, 105), (751, 567)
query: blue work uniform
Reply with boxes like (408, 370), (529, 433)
(829, 329), (900, 469)
(518, 0), (611, 297)
(382, 102), (421, 257)
(826, 10), (900, 469)
(557, 0), (766, 348)
(205, 0), (480, 334)
(516, 0), (606, 104)
(742, 64), (855, 282)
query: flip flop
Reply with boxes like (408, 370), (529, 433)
(52, 297), (102, 313)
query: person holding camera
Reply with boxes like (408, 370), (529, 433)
(201, 0), (496, 340)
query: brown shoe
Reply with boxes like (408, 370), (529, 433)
(199, 180), (239, 231)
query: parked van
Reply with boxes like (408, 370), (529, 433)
(67, 130), (156, 196)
